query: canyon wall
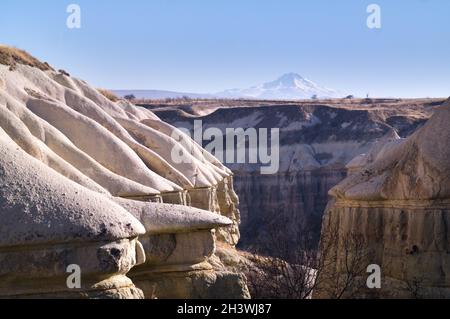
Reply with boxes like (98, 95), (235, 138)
(153, 101), (433, 252)
(234, 169), (346, 248)
(314, 98), (450, 299)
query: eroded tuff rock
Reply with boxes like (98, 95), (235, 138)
(315, 98), (450, 299)
(115, 199), (249, 299)
(0, 46), (247, 299)
(153, 101), (433, 251)
(0, 126), (146, 298)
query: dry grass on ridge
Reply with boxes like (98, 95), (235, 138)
(97, 88), (120, 102)
(0, 45), (53, 71)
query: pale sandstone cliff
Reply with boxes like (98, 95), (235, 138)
(153, 101), (433, 252)
(315, 98), (450, 298)
(0, 126), (146, 298)
(0, 46), (248, 299)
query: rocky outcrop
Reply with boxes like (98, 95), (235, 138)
(153, 102), (432, 251)
(0, 46), (248, 299)
(0, 126), (146, 298)
(114, 199), (249, 299)
(314, 98), (450, 299)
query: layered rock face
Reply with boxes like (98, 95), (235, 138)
(115, 199), (249, 299)
(0, 126), (146, 298)
(0, 47), (248, 298)
(315, 98), (450, 299)
(153, 102), (432, 251)
(235, 169), (347, 247)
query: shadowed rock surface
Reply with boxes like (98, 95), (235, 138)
(150, 99), (435, 252)
(315, 98), (450, 299)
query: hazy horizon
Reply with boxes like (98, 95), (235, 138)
(1, 0), (450, 98)
(111, 72), (450, 99)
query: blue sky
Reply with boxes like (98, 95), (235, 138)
(1, 0), (449, 97)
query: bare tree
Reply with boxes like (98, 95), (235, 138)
(405, 276), (425, 299)
(124, 94), (136, 101)
(313, 227), (369, 299)
(245, 215), (369, 299)
(245, 221), (318, 299)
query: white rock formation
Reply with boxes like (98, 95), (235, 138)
(115, 199), (249, 298)
(0, 126), (146, 298)
(345, 129), (402, 175)
(0, 47), (246, 298)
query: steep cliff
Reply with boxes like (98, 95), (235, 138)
(314, 98), (450, 299)
(153, 101), (433, 251)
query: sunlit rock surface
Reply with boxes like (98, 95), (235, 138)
(0, 47), (247, 299)
(0, 126), (146, 298)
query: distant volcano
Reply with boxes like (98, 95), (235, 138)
(216, 73), (341, 100)
(113, 73), (342, 100)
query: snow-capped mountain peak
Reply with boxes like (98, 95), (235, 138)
(262, 73), (318, 90)
(217, 73), (341, 100)
(114, 73), (343, 101)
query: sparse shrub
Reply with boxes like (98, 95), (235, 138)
(124, 94), (136, 101)
(245, 216), (368, 299)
